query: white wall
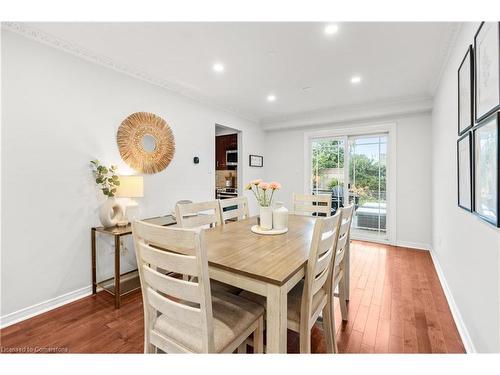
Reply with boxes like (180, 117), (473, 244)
(432, 22), (500, 352)
(215, 126), (238, 136)
(264, 113), (433, 249)
(0, 30), (265, 322)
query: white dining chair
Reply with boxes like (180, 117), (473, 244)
(240, 211), (342, 353)
(175, 199), (240, 293)
(175, 200), (223, 229)
(293, 193), (332, 217)
(327, 204), (355, 352)
(219, 196), (249, 223)
(132, 220), (264, 353)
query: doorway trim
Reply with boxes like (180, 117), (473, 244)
(303, 122), (397, 245)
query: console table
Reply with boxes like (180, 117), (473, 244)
(91, 215), (176, 308)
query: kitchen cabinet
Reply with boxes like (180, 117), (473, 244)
(215, 134), (237, 170)
(226, 133), (237, 149)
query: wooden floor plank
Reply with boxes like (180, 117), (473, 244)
(0, 241), (465, 354)
(374, 318), (390, 353)
(361, 304), (381, 348)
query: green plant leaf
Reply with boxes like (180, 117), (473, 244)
(115, 181), (120, 186)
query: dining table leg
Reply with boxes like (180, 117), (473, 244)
(266, 284), (288, 353)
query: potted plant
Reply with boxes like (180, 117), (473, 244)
(90, 160), (124, 227)
(245, 180), (281, 230)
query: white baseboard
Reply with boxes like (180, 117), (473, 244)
(429, 249), (476, 353)
(395, 240), (431, 251)
(352, 237), (430, 252)
(0, 286), (92, 329)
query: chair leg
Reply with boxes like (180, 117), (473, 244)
(326, 296), (339, 353)
(238, 343), (247, 354)
(144, 307), (156, 353)
(338, 278), (348, 322)
(253, 316), (264, 353)
(322, 304), (334, 354)
(144, 336), (156, 353)
(299, 325), (312, 354)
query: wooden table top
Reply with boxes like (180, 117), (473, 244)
(204, 215), (315, 286)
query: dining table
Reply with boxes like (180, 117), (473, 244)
(198, 213), (350, 354)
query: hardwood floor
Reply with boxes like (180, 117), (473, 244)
(0, 241), (465, 354)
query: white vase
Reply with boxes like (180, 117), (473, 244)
(273, 201), (289, 230)
(259, 205), (273, 230)
(99, 197), (125, 228)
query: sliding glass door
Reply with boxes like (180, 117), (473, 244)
(309, 133), (389, 241)
(311, 137), (346, 213)
(348, 135), (387, 239)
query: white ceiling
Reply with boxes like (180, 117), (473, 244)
(22, 22), (457, 123)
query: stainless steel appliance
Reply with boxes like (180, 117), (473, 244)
(226, 150), (238, 166)
(216, 187), (238, 199)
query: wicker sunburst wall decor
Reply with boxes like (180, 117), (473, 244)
(117, 112), (175, 174)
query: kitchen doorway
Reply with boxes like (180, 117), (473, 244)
(215, 124), (242, 202)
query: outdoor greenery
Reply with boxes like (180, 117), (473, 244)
(349, 154), (386, 195)
(327, 177), (340, 190)
(312, 140), (344, 169)
(312, 140), (386, 197)
(90, 160), (120, 198)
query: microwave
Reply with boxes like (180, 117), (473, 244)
(226, 150), (238, 166)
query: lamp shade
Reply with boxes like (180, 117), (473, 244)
(116, 175), (144, 198)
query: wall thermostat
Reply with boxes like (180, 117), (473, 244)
(193, 156), (199, 164)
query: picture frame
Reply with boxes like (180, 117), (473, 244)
(458, 45), (474, 135)
(457, 132), (473, 211)
(249, 154), (263, 167)
(474, 22), (500, 123)
(472, 111), (499, 227)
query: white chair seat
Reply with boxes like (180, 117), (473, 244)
(239, 280), (326, 329)
(154, 290), (264, 353)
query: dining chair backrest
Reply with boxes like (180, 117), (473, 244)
(293, 193), (332, 217)
(331, 204), (355, 279)
(132, 220), (215, 353)
(300, 212), (341, 327)
(219, 196), (249, 223)
(175, 200), (223, 229)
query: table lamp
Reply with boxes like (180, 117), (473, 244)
(116, 175), (144, 226)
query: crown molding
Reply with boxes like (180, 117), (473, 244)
(1, 22), (259, 124)
(260, 95), (433, 131)
(428, 22), (463, 96)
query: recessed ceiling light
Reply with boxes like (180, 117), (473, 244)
(324, 24), (339, 35)
(267, 94), (276, 102)
(213, 63), (224, 73)
(350, 75), (362, 84)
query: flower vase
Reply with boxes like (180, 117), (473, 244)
(259, 205), (273, 230)
(99, 197), (125, 228)
(273, 201), (289, 230)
